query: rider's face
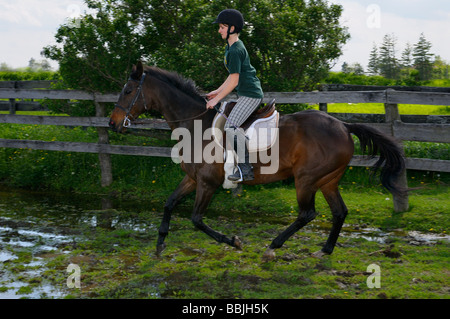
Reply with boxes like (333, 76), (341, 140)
(218, 23), (234, 40)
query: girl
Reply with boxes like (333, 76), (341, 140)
(206, 9), (264, 182)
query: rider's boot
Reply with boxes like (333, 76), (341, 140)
(228, 135), (254, 182)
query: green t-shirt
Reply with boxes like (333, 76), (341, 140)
(224, 40), (264, 99)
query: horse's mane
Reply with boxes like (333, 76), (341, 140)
(132, 66), (205, 104)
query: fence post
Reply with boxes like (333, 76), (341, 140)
(384, 89), (409, 212)
(95, 99), (113, 187)
(9, 81), (17, 114)
(319, 84), (328, 112)
(9, 98), (16, 114)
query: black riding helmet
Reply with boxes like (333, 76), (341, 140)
(213, 9), (244, 39)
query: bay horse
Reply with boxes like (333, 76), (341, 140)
(109, 61), (406, 261)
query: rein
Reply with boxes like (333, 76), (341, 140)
(164, 109), (210, 123)
(115, 72), (210, 127)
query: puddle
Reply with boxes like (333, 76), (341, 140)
(0, 186), (157, 299)
(0, 217), (77, 298)
(311, 223), (449, 245)
(0, 250), (17, 262)
(406, 230), (450, 245)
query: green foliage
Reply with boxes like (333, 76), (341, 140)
(324, 72), (399, 86)
(241, 0), (350, 91)
(42, 0), (350, 116)
(0, 70), (58, 81)
(324, 70), (450, 88)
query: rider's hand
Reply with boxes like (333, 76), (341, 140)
(206, 98), (218, 109)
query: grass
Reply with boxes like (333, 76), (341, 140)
(313, 103), (450, 115)
(36, 183), (448, 299)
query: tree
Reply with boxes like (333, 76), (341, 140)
(378, 34), (400, 79)
(401, 42), (413, 69)
(28, 58), (36, 70)
(28, 58), (52, 71)
(367, 43), (379, 75)
(0, 62), (12, 71)
(341, 62), (350, 73)
(342, 62), (364, 75)
(413, 33), (434, 81)
(243, 0), (350, 91)
(42, 2), (147, 94)
(432, 56), (450, 79)
(43, 0), (350, 115)
(352, 63), (365, 75)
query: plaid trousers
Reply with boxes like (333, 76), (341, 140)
(224, 96), (262, 162)
(224, 96), (262, 129)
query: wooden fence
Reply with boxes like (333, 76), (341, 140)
(1, 81), (449, 212)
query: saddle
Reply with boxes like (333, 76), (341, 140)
(212, 98), (278, 151)
(222, 99), (277, 131)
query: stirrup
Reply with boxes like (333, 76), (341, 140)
(228, 165), (254, 183)
(228, 166), (243, 183)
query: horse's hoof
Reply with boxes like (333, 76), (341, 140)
(156, 243), (167, 257)
(311, 250), (329, 258)
(262, 248), (276, 262)
(233, 236), (243, 250)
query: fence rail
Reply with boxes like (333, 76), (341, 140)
(2, 87), (450, 105)
(1, 81), (450, 212)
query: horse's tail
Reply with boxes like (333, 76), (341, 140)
(344, 123), (407, 196)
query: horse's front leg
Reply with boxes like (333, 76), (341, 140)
(156, 175), (196, 256)
(191, 182), (242, 250)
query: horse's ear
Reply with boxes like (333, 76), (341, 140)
(136, 60), (144, 77)
(131, 61), (144, 80)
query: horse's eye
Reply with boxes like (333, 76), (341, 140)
(125, 90), (132, 95)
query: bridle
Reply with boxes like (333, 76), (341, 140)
(114, 72), (148, 128)
(114, 71), (211, 127)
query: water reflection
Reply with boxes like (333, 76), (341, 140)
(0, 186), (156, 299)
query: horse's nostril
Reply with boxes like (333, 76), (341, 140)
(109, 120), (117, 132)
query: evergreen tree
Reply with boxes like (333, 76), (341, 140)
(413, 33), (434, 81)
(367, 43), (379, 75)
(378, 34), (400, 79)
(401, 42), (413, 69)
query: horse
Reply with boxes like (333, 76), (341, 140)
(109, 61), (406, 261)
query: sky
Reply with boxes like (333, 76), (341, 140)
(0, 0), (88, 69)
(1, 0), (450, 71)
(328, 0), (450, 70)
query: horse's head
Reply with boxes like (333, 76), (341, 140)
(109, 61), (149, 133)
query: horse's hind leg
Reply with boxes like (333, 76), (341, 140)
(156, 175), (196, 256)
(262, 181), (318, 262)
(312, 183), (348, 258)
